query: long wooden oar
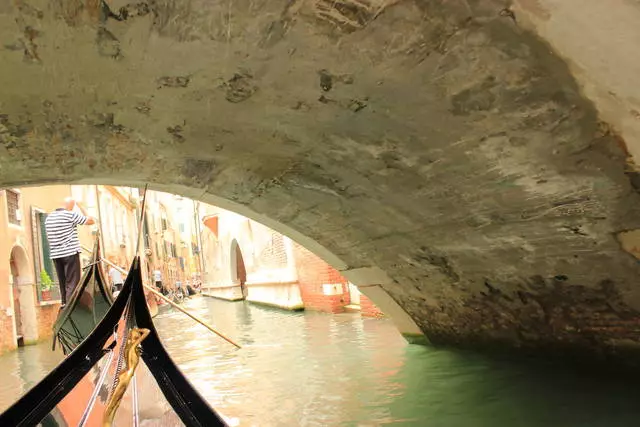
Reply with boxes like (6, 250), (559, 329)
(100, 256), (241, 349)
(143, 284), (241, 349)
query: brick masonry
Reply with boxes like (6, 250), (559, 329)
(0, 300), (62, 355)
(36, 304), (61, 343)
(0, 310), (16, 354)
(293, 243), (350, 313)
(255, 232), (288, 270)
(360, 294), (384, 318)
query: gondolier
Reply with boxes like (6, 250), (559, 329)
(45, 198), (96, 306)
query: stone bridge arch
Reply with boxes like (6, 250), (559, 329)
(2, 0), (640, 362)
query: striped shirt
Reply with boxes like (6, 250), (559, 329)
(45, 208), (88, 259)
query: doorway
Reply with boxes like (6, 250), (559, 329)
(231, 240), (248, 300)
(10, 246), (30, 346)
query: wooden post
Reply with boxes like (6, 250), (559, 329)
(95, 185), (106, 253)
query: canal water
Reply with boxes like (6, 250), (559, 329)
(1, 297), (639, 426)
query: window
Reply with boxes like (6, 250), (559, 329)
(7, 190), (21, 226)
(165, 241), (176, 258)
(179, 223), (185, 233)
(161, 211), (168, 231)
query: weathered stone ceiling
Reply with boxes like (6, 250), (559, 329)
(2, 0), (640, 361)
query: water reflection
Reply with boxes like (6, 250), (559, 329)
(1, 297), (640, 426)
(156, 298), (640, 427)
(0, 343), (64, 412)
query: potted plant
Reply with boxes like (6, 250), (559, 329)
(40, 270), (53, 301)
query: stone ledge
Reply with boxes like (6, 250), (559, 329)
(202, 293), (244, 302)
(245, 280), (298, 287)
(203, 284), (242, 291)
(247, 299), (305, 311)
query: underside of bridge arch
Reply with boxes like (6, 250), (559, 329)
(2, 0), (640, 364)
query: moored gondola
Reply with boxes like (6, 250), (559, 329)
(0, 256), (228, 426)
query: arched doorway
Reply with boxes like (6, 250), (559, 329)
(10, 245), (31, 346)
(230, 240), (247, 300)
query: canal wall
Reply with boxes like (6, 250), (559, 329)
(35, 303), (60, 345)
(202, 285), (244, 302)
(0, 290), (59, 355)
(360, 295), (384, 318)
(293, 242), (351, 313)
(0, 310), (13, 354)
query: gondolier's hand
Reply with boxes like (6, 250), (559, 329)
(75, 201), (97, 225)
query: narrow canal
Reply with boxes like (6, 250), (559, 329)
(1, 297), (639, 426)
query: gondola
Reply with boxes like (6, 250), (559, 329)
(53, 234), (158, 355)
(52, 234), (114, 354)
(0, 254), (228, 426)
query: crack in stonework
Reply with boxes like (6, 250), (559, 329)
(313, 0), (400, 32)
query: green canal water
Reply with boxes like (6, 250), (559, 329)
(0, 297), (638, 426)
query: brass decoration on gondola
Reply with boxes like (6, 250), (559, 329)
(103, 327), (151, 427)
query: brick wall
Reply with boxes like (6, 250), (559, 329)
(255, 232), (288, 270)
(0, 310), (16, 354)
(36, 304), (61, 341)
(360, 294), (384, 318)
(292, 243), (350, 313)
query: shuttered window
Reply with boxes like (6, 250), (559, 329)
(38, 212), (56, 281)
(31, 209), (56, 282)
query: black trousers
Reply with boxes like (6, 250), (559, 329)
(53, 253), (81, 305)
(156, 281), (167, 295)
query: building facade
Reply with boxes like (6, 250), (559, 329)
(141, 191), (203, 292)
(0, 185), (382, 356)
(0, 185), (146, 355)
(0, 186), (89, 354)
(201, 206), (383, 316)
(71, 185), (141, 270)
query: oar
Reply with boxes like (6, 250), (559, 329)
(143, 284), (241, 349)
(101, 257), (241, 349)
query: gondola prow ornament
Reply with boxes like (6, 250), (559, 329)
(103, 327), (150, 427)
